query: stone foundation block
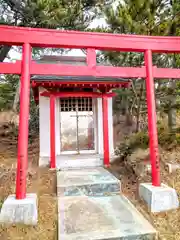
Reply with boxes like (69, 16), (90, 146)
(139, 183), (179, 213)
(0, 193), (38, 225)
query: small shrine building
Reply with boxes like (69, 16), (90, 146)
(31, 55), (129, 169)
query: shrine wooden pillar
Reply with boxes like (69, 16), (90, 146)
(102, 95), (110, 167)
(50, 95), (56, 168)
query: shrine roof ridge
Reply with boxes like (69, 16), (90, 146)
(31, 75), (129, 83)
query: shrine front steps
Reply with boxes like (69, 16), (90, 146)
(57, 167), (120, 197)
(57, 167), (157, 240)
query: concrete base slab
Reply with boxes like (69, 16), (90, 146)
(0, 193), (38, 225)
(56, 154), (102, 169)
(58, 195), (156, 240)
(57, 167), (120, 197)
(139, 183), (179, 213)
(39, 156), (50, 167)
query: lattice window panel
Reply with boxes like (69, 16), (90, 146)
(60, 97), (92, 112)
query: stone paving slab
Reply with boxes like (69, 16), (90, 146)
(57, 167), (121, 197)
(58, 195), (156, 240)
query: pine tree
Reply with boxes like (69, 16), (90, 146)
(101, 0), (180, 132)
(0, 0), (109, 133)
(0, 0), (108, 61)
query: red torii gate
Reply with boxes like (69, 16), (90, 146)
(0, 25), (180, 201)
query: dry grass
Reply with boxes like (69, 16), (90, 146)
(111, 147), (180, 240)
(0, 136), (58, 240)
(0, 133), (180, 239)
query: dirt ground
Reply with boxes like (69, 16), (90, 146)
(0, 135), (180, 239)
(0, 136), (58, 240)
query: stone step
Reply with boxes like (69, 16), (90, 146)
(57, 167), (120, 197)
(58, 195), (156, 240)
(56, 154), (103, 169)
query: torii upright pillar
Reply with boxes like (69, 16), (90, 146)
(145, 49), (160, 186)
(139, 49), (179, 212)
(16, 43), (31, 199)
(0, 43), (38, 225)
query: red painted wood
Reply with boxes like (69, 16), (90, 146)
(102, 96), (110, 167)
(16, 43), (31, 199)
(28, 64), (180, 79)
(30, 62), (144, 78)
(41, 91), (116, 98)
(0, 25), (180, 52)
(50, 95), (56, 169)
(0, 61), (180, 79)
(87, 49), (96, 68)
(0, 62), (21, 74)
(145, 50), (160, 186)
(31, 81), (125, 88)
(153, 67), (180, 79)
